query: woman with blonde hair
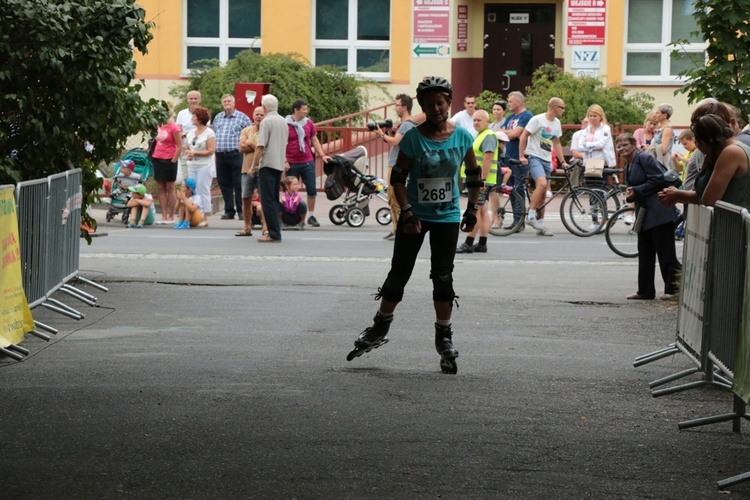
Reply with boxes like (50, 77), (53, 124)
(575, 104), (616, 167)
(633, 111), (658, 151)
(150, 101), (183, 224)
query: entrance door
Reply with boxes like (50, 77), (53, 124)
(483, 4), (556, 95)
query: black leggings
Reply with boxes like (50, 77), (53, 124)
(380, 221), (460, 303)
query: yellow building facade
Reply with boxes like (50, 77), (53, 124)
(134, 0), (703, 123)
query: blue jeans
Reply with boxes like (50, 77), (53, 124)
(286, 161), (317, 198)
(259, 168), (282, 240)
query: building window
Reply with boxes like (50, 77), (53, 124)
(313, 0), (391, 79)
(184, 0), (261, 72)
(623, 0), (706, 83)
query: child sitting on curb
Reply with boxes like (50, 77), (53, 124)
(174, 178), (204, 229)
(280, 176), (307, 230)
(125, 184), (155, 228)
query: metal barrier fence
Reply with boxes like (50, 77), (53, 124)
(633, 202), (750, 489)
(10, 169), (108, 353)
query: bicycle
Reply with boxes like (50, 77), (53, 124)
(489, 158), (608, 237)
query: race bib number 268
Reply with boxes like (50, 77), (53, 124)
(418, 177), (452, 204)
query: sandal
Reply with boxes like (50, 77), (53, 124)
(257, 235), (280, 243)
(234, 229), (253, 237)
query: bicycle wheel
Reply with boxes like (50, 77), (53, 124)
(560, 187), (607, 237)
(488, 189), (526, 236)
(605, 205), (638, 258)
(590, 188), (622, 234)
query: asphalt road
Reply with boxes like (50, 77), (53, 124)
(0, 202), (744, 499)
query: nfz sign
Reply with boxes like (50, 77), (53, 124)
(571, 47), (601, 69)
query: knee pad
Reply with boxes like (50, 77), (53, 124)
(431, 271), (455, 302)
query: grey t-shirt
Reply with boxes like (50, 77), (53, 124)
(387, 119), (417, 167)
(257, 111), (289, 171)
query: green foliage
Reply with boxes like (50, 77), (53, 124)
(524, 64), (654, 127)
(170, 51), (381, 123)
(476, 90), (505, 113)
(673, 1), (749, 117)
(0, 0), (168, 236)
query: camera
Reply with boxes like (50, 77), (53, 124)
(366, 119), (393, 132)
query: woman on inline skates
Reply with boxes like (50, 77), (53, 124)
(346, 76), (483, 374)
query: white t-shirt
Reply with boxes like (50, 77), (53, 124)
(524, 114), (562, 163)
(186, 128), (216, 170)
(450, 110), (478, 138)
(176, 108), (195, 148)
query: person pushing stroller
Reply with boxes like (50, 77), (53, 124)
(346, 76), (482, 374)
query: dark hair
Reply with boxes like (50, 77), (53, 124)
(192, 107), (210, 125)
(395, 94), (412, 113)
(492, 100), (507, 110)
(292, 99), (307, 112)
(691, 100), (732, 125)
(691, 114), (734, 146)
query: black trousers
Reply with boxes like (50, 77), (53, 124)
(637, 221), (681, 297)
(216, 151), (243, 216)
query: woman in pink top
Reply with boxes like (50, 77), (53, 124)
(633, 112), (658, 152)
(151, 104), (183, 223)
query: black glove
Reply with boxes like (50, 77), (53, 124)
(460, 205), (478, 232)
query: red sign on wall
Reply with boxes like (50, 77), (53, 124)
(413, 0), (450, 43)
(457, 5), (468, 52)
(567, 0), (606, 46)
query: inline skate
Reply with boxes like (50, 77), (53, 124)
(435, 323), (459, 374)
(346, 313), (392, 361)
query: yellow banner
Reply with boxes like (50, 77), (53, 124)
(0, 187), (34, 346)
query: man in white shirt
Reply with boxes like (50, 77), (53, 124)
(519, 97), (569, 236)
(450, 95), (478, 138)
(175, 90), (204, 181)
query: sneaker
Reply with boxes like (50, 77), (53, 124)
(220, 214), (234, 220)
(182, 221), (191, 230)
(623, 215), (635, 225)
(281, 223), (289, 230)
(383, 231), (395, 240)
(197, 221), (208, 227)
(472, 244), (487, 253)
(456, 242), (474, 254)
(526, 217), (541, 230)
(297, 222), (306, 230)
(586, 223), (600, 232)
(536, 226), (554, 237)
(136, 224), (144, 229)
(126, 223), (135, 228)
(499, 184), (512, 194)
(307, 215), (320, 227)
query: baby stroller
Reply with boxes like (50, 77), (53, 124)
(324, 145), (391, 227)
(105, 148), (154, 225)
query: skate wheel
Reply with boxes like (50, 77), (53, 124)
(440, 358), (458, 374)
(346, 350), (357, 361)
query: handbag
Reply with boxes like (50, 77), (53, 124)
(146, 137), (157, 159)
(583, 158), (605, 178)
(633, 207), (647, 233)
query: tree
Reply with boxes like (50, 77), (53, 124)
(170, 51), (379, 123)
(673, 1), (750, 115)
(0, 0), (167, 231)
